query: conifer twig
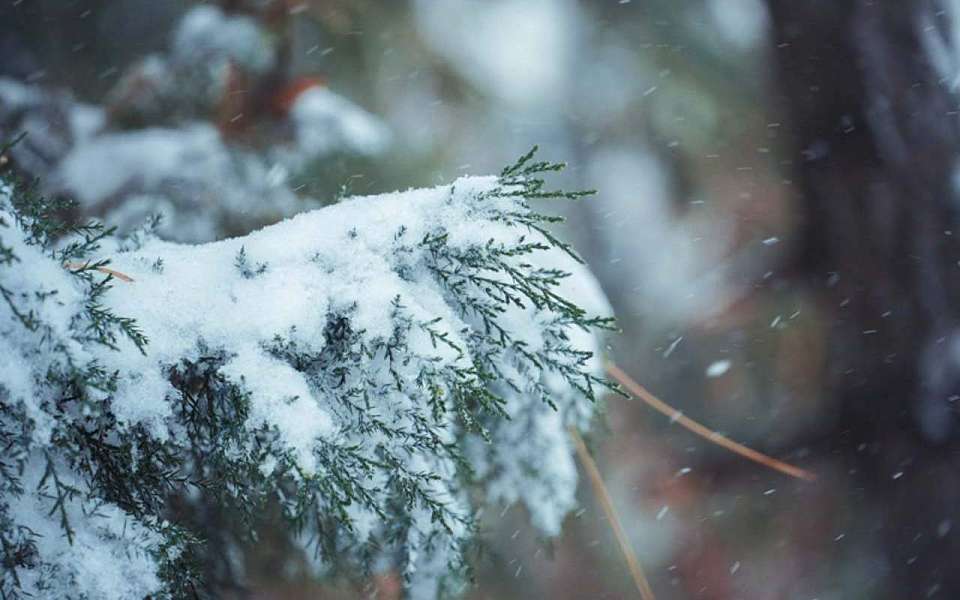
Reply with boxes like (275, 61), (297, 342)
(569, 426), (657, 600)
(606, 362), (816, 481)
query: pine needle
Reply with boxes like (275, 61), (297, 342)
(64, 262), (134, 282)
(606, 362), (816, 482)
(570, 426), (657, 600)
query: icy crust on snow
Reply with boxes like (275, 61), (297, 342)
(0, 176), (609, 598)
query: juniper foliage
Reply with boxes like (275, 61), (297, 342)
(0, 147), (613, 599)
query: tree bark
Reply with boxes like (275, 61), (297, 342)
(767, 1), (960, 595)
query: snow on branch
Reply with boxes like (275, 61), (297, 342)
(0, 149), (612, 599)
(0, 4), (389, 244)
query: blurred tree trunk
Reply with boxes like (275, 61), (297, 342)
(767, 0), (960, 595)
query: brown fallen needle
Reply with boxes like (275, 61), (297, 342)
(570, 426), (657, 600)
(606, 362), (816, 481)
(63, 262), (134, 283)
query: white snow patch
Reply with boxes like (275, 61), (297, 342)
(705, 359), (732, 378)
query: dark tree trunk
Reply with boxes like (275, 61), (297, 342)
(767, 1), (960, 595)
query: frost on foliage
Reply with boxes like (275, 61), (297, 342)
(0, 5), (388, 243)
(0, 150), (612, 599)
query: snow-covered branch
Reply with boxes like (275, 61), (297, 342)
(0, 151), (611, 599)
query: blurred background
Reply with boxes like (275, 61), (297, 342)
(4, 1), (960, 598)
